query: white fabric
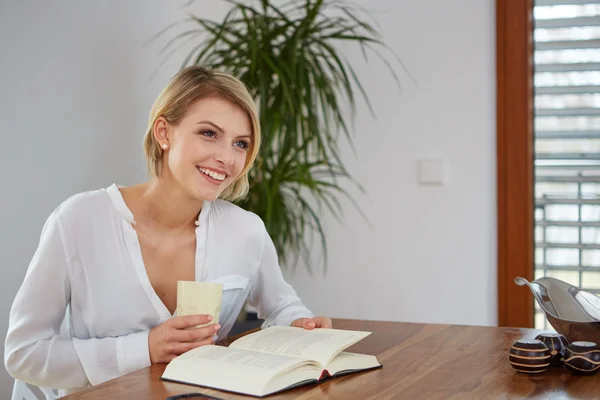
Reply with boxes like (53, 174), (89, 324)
(5, 184), (313, 398)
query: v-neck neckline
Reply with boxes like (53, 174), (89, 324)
(105, 183), (212, 319)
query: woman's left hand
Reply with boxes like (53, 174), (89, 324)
(291, 316), (333, 330)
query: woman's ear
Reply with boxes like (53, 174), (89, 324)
(154, 117), (170, 149)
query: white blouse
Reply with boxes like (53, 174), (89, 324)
(4, 184), (313, 396)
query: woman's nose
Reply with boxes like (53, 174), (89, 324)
(215, 144), (234, 166)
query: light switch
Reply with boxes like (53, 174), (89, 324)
(418, 159), (446, 185)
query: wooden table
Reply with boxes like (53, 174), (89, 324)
(62, 319), (600, 399)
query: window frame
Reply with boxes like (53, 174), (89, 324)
(496, 0), (535, 328)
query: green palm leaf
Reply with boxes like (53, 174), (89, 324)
(157, 0), (405, 274)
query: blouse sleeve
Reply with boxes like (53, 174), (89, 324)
(4, 210), (150, 390)
(248, 226), (314, 328)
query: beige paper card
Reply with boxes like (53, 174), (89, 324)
(176, 281), (223, 328)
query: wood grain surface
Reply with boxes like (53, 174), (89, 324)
(62, 319), (600, 399)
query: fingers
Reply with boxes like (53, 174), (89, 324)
(291, 317), (333, 330)
(315, 316), (333, 329)
(171, 323), (221, 343)
(149, 317), (220, 364)
(291, 318), (316, 329)
(291, 318), (311, 328)
(169, 314), (214, 330)
(170, 336), (217, 355)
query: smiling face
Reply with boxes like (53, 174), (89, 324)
(155, 96), (253, 202)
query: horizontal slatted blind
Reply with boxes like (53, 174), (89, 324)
(534, 0), (600, 329)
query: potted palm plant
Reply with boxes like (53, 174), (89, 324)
(158, 0), (404, 274)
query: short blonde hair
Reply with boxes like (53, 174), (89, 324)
(143, 66), (261, 202)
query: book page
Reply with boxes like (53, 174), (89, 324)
(230, 326), (371, 367)
(162, 345), (317, 397)
(325, 352), (381, 376)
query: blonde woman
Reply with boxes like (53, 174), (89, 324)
(4, 66), (332, 398)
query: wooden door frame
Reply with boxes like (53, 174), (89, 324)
(496, 0), (534, 328)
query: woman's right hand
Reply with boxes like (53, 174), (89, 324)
(148, 314), (220, 364)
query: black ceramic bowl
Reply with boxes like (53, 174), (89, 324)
(535, 333), (569, 367)
(563, 341), (600, 376)
(509, 339), (551, 373)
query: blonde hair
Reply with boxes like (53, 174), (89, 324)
(143, 66), (261, 202)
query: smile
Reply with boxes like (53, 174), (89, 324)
(197, 167), (226, 182)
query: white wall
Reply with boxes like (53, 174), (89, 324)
(0, 0), (496, 397)
(284, 0), (497, 327)
(0, 0), (227, 396)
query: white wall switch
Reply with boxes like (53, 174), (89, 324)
(418, 159), (446, 185)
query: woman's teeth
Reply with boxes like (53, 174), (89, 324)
(198, 167), (226, 181)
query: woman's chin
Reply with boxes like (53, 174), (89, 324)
(192, 187), (222, 202)
(189, 176), (232, 202)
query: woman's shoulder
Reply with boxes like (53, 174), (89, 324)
(208, 200), (271, 259)
(52, 185), (115, 223)
(210, 199), (266, 234)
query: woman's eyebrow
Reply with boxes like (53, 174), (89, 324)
(197, 120), (224, 133)
(198, 120), (250, 139)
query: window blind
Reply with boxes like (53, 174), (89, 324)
(534, 0), (600, 328)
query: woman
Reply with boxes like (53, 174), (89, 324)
(4, 66), (332, 397)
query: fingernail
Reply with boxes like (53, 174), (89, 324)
(212, 334), (218, 342)
(207, 316), (213, 321)
(214, 324), (221, 331)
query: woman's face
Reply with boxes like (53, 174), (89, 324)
(158, 96), (252, 202)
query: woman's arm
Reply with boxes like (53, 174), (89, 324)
(4, 211), (150, 390)
(247, 225), (315, 328)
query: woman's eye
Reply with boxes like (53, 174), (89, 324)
(201, 129), (216, 138)
(235, 140), (250, 150)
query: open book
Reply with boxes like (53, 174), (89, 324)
(161, 325), (381, 397)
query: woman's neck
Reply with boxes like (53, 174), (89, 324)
(126, 178), (203, 233)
